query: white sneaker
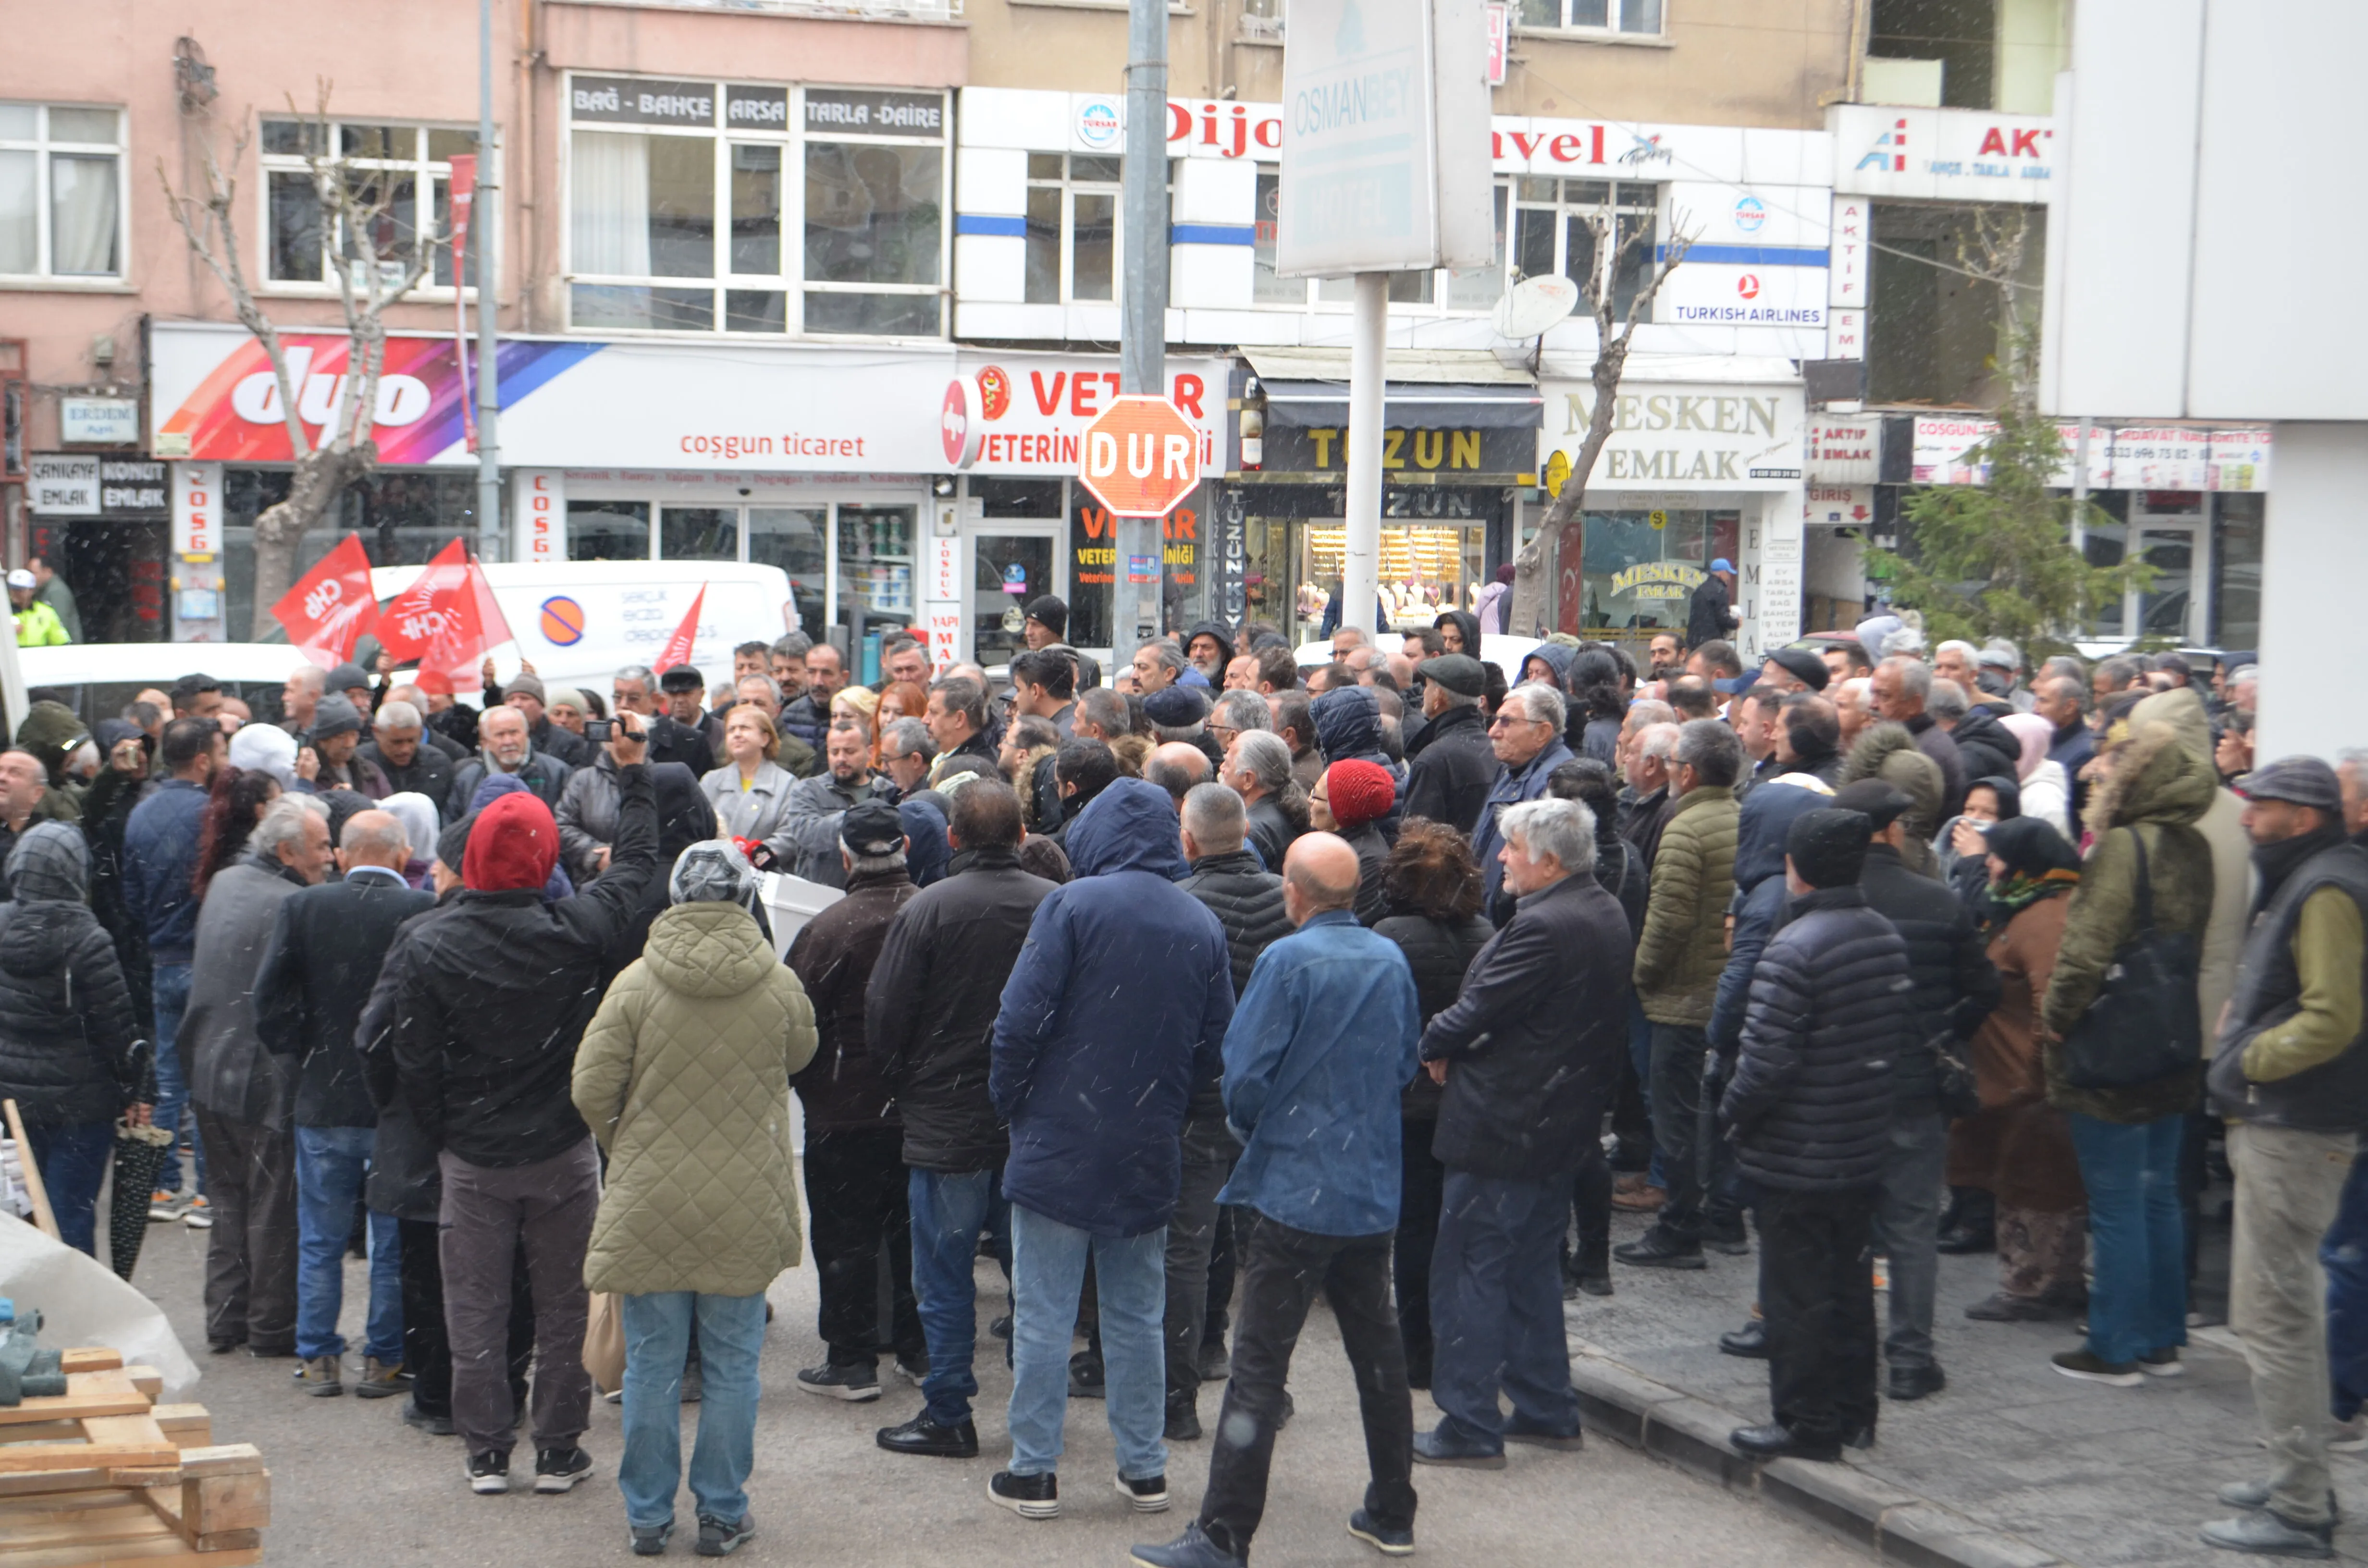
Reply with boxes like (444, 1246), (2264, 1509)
(2333, 1414), (2368, 1454)
(182, 1195), (214, 1230)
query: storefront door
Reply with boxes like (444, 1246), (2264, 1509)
(2130, 518), (2206, 644)
(968, 524), (1063, 668)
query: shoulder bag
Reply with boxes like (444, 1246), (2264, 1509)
(2060, 827), (2200, 1090)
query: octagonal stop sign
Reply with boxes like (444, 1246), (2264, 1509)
(1077, 395), (1202, 518)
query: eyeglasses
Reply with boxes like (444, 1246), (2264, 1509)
(1488, 713), (1546, 731)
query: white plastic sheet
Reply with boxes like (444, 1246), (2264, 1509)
(0, 1213), (199, 1402)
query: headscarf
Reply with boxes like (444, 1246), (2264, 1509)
(1984, 816), (2080, 915)
(1999, 711), (2054, 782)
(1966, 774), (2022, 822)
(229, 723), (299, 788)
(668, 838), (764, 922)
(651, 762), (720, 860)
(381, 793), (442, 863)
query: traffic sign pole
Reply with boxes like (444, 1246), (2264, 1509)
(1344, 273), (1385, 649)
(1118, 0), (1169, 647)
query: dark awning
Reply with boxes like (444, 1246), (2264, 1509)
(1258, 380), (1543, 431)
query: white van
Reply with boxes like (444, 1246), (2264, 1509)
(368, 560), (799, 701)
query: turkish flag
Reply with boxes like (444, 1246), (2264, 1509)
(653, 585), (707, 675)
(271, 533), (381, 666)
(378, 539), (515, 688)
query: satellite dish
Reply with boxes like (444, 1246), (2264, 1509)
(1492, 274), (1581, 340)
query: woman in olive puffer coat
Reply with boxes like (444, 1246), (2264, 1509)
(573, 841), (815, 1555)
(0, 822), (146, 1259)
(2039, 718), (2216, 1386)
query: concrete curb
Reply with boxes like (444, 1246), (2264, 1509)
(1567, 1352), (2072, 1568)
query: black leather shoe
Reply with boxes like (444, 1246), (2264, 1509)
(1731, 1422), (1842, 1463)
(1614, 1227), (1706, 1270)
(1887, 1363), (1946, 1402)
(876, 1413), (980, 1458)
(1165, 1397), (1202, 1442)
(1069, 1350), (1106, 1400)
(1935, 1224), (1996, 1255)
(1718, 1319), (1769, 1359)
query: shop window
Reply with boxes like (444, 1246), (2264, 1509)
(219, 469), (481, 640)
(565, 76), (947, 338)
(661, 505), (740, 562)
(568, 499), (652, 562)
(2213, 493), (2262, 652)
(260, 119), (474, 291)
(1297, 523), (1485, 640)
(1255, 172), (1506, 313)
(1513, 0), (1663, 36)
(1549, 508), (1735, 635)
(0, 103), (125, 280)
(836, 504), (916, 655)
(747, 506), (828, 635)
(1513, 178), (1656, 318)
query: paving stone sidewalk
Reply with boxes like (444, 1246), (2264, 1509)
(1566, 1200), (2367, 1567)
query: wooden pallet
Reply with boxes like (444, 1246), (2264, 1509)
(0, 1351), (266, 1568)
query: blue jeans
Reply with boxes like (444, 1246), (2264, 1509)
(2325, 1150), (2368, 1421)
(26, 1122), (115, 1259)
(151, 963), (201, 1195)
(1627, 993), (1663, 1190)
(2067, 1111), (2186, 1366)
(618, 1291), (767, 1531)
(908, 1168), (1010, 1427)
(1007, 1204), (1167, 1482)
(293, 1127), (401, 1362)
(1429, 1169), (1579, 1448)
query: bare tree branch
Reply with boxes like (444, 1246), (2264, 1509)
(157, 69), (442, 633)
(1503, 205), (1696, 637)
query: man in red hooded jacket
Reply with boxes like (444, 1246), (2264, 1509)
(387, 715), (659, 1498)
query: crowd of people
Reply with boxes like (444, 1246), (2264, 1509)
(0, 588), (2354, 1564)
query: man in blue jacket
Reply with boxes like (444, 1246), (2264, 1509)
(987, 777), (1234, 1523)
(1473, 684), (1575, 922)
(1132, 833), (1422, 1568)
(121, 715), (224, 1217)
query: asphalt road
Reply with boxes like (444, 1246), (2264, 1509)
(128, 1212), (1872, 1568)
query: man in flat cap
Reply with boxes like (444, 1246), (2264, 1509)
(1402, 655), (1495, 836)
(2202, 757), (2368, 1558)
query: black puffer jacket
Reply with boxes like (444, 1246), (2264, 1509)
(357, 890), (461, 1220)
(1375, 908), (1492, 1118)
(1948, 706), (2021, 796)
(865, 845), (1056, 1173)
(0, 825), (143, 1129)
(1418, 869), (1633, 1177)
(1177, 850), (1292, 997)
(1853, 842), (2000, 1104)
(1721, 885), (1906, 1192)
(1177, 847), (1292, 1119)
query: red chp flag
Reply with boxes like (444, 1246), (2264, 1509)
(271, 533), (382, 666)
(653, 585), (708, 674)
(377, 539), (514, 689)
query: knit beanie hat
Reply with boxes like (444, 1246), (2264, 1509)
(1786, 808), (1871, 890)
(1324, 758), (1396, 829)
(309, 692), (365, 742)
(463, 790), (560, 892)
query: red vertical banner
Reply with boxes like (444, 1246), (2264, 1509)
(447, 154), (478, 453)
(271, 533), (382, 663)
(653, 585), (708, 674)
